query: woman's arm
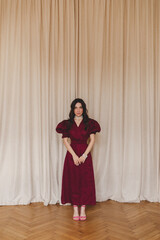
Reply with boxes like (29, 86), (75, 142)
(63, 138), (80, 166)
(63, 137), (76, 156)
(79, 134), (95, 163)
(84, 134), (95, 155)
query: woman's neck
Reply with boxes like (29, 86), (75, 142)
(74, 115), (83, 120)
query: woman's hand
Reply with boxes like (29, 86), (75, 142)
(72, 154), (81, 166)
(79, 155), (86, 164)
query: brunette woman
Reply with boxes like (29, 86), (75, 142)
(56, 98), (101, 220)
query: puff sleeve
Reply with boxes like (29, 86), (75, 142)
(56, 120), (70, 138)
(89, 119), (101, 135)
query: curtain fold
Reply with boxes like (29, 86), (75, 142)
(0, 0), (160, 205)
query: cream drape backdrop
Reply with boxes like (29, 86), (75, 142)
(0, 0), (160, 206)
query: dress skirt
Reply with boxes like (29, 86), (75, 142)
(61, 142), (96, 205)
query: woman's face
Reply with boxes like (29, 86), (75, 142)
(74, 102), (83, 117)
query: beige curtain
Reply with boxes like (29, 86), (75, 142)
(0, 0), (160, 205)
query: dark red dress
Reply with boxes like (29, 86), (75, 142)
(56, 118), (101, 206)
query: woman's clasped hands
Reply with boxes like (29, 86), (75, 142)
(72, 154), (86, 166)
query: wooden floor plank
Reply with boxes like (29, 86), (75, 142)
(0, 200), (160, 239)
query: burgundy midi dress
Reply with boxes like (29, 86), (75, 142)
(56, 118), (101, 206)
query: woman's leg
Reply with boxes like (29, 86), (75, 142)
(73, 205), (79, 220)
(80, 205), (86, 220)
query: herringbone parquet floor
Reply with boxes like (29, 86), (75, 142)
(0, 200), (160, 240)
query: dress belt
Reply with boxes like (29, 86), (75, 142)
(71, 140), (87, 144)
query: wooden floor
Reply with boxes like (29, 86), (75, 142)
(0, 200), (160, 240)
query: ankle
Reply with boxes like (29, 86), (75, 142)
(73, 205), (79, 217)
(73, 205), (79, 210)
(80, 205), (86, 216)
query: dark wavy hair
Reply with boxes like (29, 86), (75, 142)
(67, 98), (89, 130)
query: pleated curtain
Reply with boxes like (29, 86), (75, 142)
(0, 0), (160, 205)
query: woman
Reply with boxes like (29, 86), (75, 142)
(56, 98), (101, 221)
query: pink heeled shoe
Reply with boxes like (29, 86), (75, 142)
(73, 205), (80, 221)
(80, 205), (86, 221)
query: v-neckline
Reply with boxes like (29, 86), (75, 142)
(74, 119), (83, 128)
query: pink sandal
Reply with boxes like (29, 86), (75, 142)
(73, 205), (79, 221)
(80, 205), (86, 221)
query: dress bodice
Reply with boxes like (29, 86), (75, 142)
(56, 118), (101, 141)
